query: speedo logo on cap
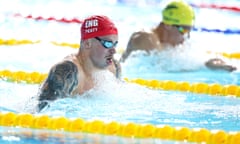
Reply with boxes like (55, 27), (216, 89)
(84, 19), (98, 33)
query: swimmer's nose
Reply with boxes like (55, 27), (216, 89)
(109, 48), (116, 54)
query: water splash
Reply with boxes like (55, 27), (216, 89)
(121, 40), (211, 75)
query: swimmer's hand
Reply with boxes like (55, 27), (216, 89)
(113, 59), (122, 79)
(38, 101), (50, 112)
(205, 58), (237, 72)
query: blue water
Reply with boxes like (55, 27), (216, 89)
(0, 0), (240, 143)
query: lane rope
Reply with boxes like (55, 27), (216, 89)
(0, 69), (240, 97)
(14, 13), (83, 24)
(190, 3), (240, 12)
(11, 13), (240, 35)
(0, 111), (239, 144)
(1, 38), (240, 60)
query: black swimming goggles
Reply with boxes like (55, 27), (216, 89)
(173, 25), (192, 34)
(95, 37), (118, 49)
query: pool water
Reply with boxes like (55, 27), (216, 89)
(0, 0), (240, 143)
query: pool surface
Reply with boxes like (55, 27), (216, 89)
(0, 0), (240, 143)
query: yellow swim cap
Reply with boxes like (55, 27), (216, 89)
(162, 0), (195, 26)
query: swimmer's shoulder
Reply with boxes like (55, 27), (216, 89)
(128, 29), (160, 51)
(63, 53), (77, 63)
(130, 29), (154, 38)
(47, 54), (82, 86)
(62, 54), (83, 70)
(37, 58), (80, 112)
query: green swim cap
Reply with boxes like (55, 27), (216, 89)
(162, 0), (195, 26)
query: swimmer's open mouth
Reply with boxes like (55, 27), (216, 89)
(106, 56), (113, 64)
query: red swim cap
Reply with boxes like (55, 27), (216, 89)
(81, 15), (118, 40)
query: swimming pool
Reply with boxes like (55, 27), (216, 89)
(1, 0), (240, 143)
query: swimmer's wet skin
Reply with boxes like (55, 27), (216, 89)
(37, 61), (78, 111)
(37, 59), (121, 112)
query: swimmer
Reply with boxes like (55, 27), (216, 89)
(120, 0), (236, 72)
(36, 15), (121, 112)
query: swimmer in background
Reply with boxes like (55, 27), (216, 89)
(120, 0), (237, 72)
(36, 15), (121, 112)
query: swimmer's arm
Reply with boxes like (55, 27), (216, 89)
(120, 34), (135, 62)
(37, 61), (78, 112)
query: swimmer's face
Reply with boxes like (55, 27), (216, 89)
(163, 23), (192, 46)
(89, 34), (118, 69)
(172, 25), (192, 44)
